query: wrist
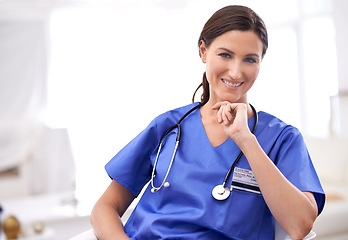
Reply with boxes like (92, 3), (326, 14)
(233, 132), (257, 151)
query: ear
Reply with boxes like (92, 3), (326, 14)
(199, 40), (207, 63)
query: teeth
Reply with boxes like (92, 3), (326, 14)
(222, 79), (242, 87)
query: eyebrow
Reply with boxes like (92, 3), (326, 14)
(218, 48), (260, 58)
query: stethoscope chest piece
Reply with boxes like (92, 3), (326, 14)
(212, 184), (230, 200)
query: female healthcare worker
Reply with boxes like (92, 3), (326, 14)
(91, 5), (325, 240)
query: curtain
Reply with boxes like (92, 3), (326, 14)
(0, 20), (47, 121)
(0, 20), (47, 171)
(0, 19), (75, 197)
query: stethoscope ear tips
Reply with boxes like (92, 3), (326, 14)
(151, 182), (170, 193)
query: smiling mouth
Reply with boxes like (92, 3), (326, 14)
(222, 79), (243, 87)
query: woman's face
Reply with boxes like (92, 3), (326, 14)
(200, 30), (263, 104)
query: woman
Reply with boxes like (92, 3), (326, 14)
(91, 5), (325, 239)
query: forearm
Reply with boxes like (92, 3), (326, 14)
(90, 200), (131, 240)
(237, 134), (317, 239)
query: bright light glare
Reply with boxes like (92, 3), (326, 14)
(302, 17), (338, 137)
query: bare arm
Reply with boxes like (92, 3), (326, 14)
(239, 135), (317, 239)
(91, 180), (135, 240)
(213, 102), (318, 239)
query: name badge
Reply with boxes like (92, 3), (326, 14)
(231, 167), (261, 194)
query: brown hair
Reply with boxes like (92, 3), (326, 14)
(192, 5), (268, 103)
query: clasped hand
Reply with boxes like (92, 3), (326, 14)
(212, 102), (252, 142)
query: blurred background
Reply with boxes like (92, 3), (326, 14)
(0, 0), (347, 239)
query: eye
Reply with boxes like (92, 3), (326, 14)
(218, 53), (232, 59)
(244, 57), (257, 63)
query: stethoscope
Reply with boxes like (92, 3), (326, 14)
(150, 102), (258, 201)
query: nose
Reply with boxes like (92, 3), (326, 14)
(229, 61), (242, 80)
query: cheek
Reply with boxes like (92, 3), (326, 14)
(245, 66), (260, 82)
(206, 59), (226, 77)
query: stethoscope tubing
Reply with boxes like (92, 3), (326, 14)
(151, 138), (179, 192)
(150, 103), (202, 192)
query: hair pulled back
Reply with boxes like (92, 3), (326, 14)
(192, 5), (268, 103)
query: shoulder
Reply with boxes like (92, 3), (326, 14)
(257, 111), (300, 135)
(154, 102), (200, 124)
(256, 111), (304, 148)
(146, 102), (200, 138)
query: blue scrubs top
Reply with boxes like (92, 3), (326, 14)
(105, 103), (325, 240)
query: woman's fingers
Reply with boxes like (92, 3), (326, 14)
(213, 102), (236, 125)
(211, 102), (250, 140)
(221, 105), (234, 125)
